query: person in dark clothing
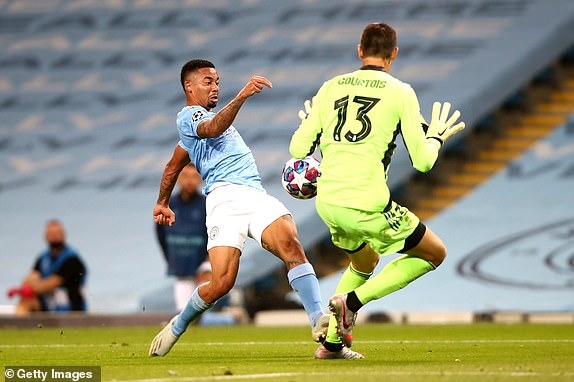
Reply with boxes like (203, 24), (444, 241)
(7, 219), (87, 315)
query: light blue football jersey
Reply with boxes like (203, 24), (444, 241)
(176, 105), (264, 195)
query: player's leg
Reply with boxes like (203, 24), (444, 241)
(259, 213), (328, 340)
(404, 225), (446, 267)
(326, 244), (378, 348)
(334, 203), (445, 337)
(175, 183), (248, 326)
(352, 224), (444, 307)
(247, 187), (327, 339)
(149, 246), (241, 357)
(314, 202), (376, 349)
(321, 201), (444, 348)
(327, 231), (441, 350)
(316, 256), (371, 358)
(173, 246), (240, 333)
(150, 186), (246, 357)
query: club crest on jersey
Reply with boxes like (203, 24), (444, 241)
(209, 226), (219, 240)
(192, 110), (205, 122)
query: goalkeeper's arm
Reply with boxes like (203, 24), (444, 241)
(290, 97), (321, 159)
(403, 100), (465, 173)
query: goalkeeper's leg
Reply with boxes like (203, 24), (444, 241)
(344, 226), (446, 313)
(324, 248), (378, 349)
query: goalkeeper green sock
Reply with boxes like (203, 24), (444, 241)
(325, 264), (371, 344)
(354, 254), (435, 305)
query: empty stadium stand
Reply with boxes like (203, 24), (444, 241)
(399, 56), (574, 220)
(1, 0), (573, 316)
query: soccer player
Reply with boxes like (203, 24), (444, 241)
(148, 59), (329, 357)
(289, 23), (465, 359)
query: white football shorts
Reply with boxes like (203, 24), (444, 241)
(205, 183), (291, 251)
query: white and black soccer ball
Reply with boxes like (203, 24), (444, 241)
(281, 156), (320, 200)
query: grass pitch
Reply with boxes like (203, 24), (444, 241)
(1, 322), (573, 381)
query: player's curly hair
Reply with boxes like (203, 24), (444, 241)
(360, 23), (397, 60)
(180, 59), (215, 90)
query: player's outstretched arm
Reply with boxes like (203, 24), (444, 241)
(198, 75), (272, 138)
(425, 101), (465, 147)
(154, 144), (190, 226)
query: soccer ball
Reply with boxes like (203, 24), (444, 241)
(281, 156), (320, 199)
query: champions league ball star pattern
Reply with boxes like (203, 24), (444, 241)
(281, 156), (320, 200)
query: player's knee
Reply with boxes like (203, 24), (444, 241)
(208, 277), (235, 299)
(432, 244), (447, 268)
(265, 232), (307, 263)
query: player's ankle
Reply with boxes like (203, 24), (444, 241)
(323, 341), (343, 352)
(346, 291), (363, 312)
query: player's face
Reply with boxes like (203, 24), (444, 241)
(185, 67), (220, 109)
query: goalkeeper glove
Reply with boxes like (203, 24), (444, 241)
(426, 101), (465, 146)
(297, 97), (314, 121)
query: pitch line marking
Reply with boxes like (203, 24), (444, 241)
(2, 338), (574, 348)
(116, 370), (574, 382)
(123, 372), (299, 382)
(160, 338), (574, 346)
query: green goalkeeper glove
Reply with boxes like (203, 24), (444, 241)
(426, 101), (465, 146)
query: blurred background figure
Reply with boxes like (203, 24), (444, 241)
(7, 219), (87, 315)
(155, 163), (209, 311)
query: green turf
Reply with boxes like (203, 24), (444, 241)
(1, 323), (573, 381)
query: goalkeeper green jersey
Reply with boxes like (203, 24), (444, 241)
(290, 66), (439, 212)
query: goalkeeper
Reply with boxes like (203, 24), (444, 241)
(289, 22), (465, 360)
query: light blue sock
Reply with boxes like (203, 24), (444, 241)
(172, 287), (212, 337)
(288, 263), (324, 328)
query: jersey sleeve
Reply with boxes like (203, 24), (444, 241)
(178, 106), (212, 141)
(399, 84), (439, 173)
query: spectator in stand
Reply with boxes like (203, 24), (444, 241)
(7, 219), (87, 315)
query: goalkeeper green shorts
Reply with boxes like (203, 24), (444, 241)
(315, 200), (426, 255)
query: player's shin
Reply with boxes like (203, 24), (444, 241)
(173, 287), (213, 336)
(324, 314), (341, 344)
(354, 254), (435, 303)
(287, 263), (324, 327)
(335, 264), (372, 294)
